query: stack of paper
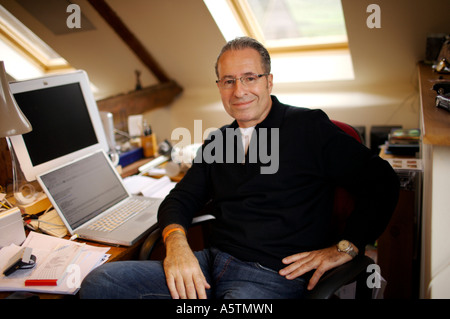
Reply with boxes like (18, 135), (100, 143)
(24, 242), (84, 287)
(123, 175), (176, 199)
(0, 232), (110, 295)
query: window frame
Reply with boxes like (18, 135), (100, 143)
(228, 0), (349, 54)
(0, 5), (71, 77)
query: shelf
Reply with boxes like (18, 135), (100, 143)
(418, 63), (450, 146)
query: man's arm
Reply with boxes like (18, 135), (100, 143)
(162, 224), (210, 299)
(278, 113), (398, 290)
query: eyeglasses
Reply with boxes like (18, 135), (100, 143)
(216, 73), (269, 89)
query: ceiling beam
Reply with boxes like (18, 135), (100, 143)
(88, 0), (171, 83)
(96, 80), (183, 132)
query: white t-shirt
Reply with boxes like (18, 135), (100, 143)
(239, 126), (255, 155)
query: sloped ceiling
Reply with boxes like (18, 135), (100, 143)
(1, 0), (226, 99)
(1, 0), (449, 103)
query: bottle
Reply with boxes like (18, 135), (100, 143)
(141, 120), (157, 157)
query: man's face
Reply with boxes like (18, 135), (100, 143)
(216, 48), (273, 128)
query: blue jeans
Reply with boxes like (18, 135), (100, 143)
(80, 247), (306, 299)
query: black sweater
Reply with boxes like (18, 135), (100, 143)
(158, 96), (399, 271)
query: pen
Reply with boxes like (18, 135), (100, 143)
(70, 234), (79, 241)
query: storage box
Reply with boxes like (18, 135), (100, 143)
(0, 207), (26, 248)
(118, 147), (144, 167)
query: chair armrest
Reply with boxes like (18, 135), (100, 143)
(305, 255), (375, 299)
(138, 214), (216, 261)
(138, 226), (162, 260)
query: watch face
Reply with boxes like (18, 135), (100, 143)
(338, 240), (350, 251)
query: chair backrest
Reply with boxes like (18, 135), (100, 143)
(331, 120), (363, 143)
(330, 120), (362, 239)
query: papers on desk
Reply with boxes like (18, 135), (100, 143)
(123, 175), (176, 199)
(0, 232), (110, 295)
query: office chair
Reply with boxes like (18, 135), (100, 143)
(139, 120), (376, 299)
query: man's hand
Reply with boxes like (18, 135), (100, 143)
(279, 244), (357, 290)
(162, 225), (210, 299)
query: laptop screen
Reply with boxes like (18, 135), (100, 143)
(39, 151), (129, 230)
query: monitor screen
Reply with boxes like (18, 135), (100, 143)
(9, 70), (109, 181)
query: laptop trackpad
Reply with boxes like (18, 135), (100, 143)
(136, 212), (157, 223)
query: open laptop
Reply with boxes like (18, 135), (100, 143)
(37, 150), (162, 246)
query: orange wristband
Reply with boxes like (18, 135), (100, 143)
(163, 227), (186, 243)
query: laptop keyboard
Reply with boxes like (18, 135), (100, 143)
(86, 197), (156, 232)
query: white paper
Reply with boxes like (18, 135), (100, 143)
(123, 175), (175, 198)
(0, 232), (109, 295)
(128, 114), (143, 137)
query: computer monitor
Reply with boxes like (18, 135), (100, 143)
(8, 70), (109, 182)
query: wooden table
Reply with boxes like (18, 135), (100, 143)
(0, 229), (154, 299)
(0, 157), (170, 299)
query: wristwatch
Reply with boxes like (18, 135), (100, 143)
(337, 240), (357, 258)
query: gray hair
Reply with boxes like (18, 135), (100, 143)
(215, 36), (271, 78)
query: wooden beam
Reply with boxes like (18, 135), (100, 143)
(88, 0), (171, 83)
(96, 81), (183, 131)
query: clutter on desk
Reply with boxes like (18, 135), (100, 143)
(385, 128), (420, 157)
(433, 81), (450, 112)
(2, 247), (35, 277)
(434, 36), (449, 74)
(0, 231), (110, 295)
(426, 33), (449, 74)
(127, 115), (158, 156)
(26, 209), (68, 238)
(118, 147), (144, 167)
(141, 119), (157, 158)
(114, 114), (162, 169)
(123, 175), (175, 199)
(7, 191), (51, 216)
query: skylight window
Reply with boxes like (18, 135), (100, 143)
(0, 5), (72, 80)
(204, 0), (354, 83)
(206, 0), (348, 53)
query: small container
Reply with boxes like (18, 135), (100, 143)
(141, 120), (157, 157)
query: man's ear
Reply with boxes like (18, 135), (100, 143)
(267, 73), (273, 93)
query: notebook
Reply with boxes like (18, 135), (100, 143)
(37, 150), (162, 246)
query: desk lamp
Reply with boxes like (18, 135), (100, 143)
(0, 61), (33, 204)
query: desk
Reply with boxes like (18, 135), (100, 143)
(0, 228), (155, 299)
(0, 158), (165, 299)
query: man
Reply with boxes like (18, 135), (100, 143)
(80, 37), (399, 299)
